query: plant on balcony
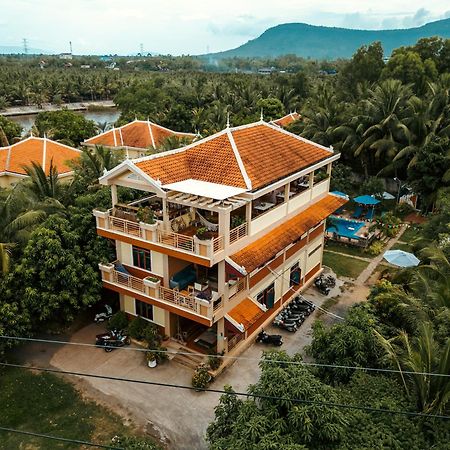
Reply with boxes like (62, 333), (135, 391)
(146, 350), (158, 368)
(196, 227), (210, 240)
(314, 169), (329, 183)
(192, 363), (212, 391)
(137, 206), (155, 225)
(107, 311), (129, 332)
(146, 276), (160, 283)
(231, 215), (245, 229)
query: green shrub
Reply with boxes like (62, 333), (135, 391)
(142, 322), (162, 346)
(208, 352), (223, 371)
(394, 202), (414, 219)
(192, 364), (211, 390)
(366, 241), (384, 256)
(127, 316), (149, 340)
(107, 311), (129, 331)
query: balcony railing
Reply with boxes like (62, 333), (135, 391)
(94, 209), (225, 259)
(99, 263), (221, 320)
(229, 222), (248, 244)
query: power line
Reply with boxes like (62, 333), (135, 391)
(2, 335), (449, 378)
(2, 362), (449, 420)
(0, 426), (123, 449)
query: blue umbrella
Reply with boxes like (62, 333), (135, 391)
(383, 250), (420, 268)
(353, 195), (381, 205)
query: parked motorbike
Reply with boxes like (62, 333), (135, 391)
(256, 330), (283, 346)
(278, 310), (305, 327)
(314, 275), (332, 295)
(288, 301), (314, 315)
(94, 304), (113, 323)
(95, 329), (130, 352)
(273, 315), (297, 332)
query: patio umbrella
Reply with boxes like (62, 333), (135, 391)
(383, 250), (420, 268)
(353, 195), (381, 205)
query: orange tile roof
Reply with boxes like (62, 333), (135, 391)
(131, 121), (332, 192)
(229, 194), (347, 274)
(272, 112), (301, 127)
(84, 120), (196, 149)
(135, 133), (248, 188)
(228, 297), (265, 330)
(0, 137), (81, 176)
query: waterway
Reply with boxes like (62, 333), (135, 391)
(8, 108), (121, 135)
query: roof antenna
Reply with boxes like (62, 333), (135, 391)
(226, 112), (230, 128)
(260, 108), (264, 121)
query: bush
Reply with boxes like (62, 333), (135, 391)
(207, 352), (223, 371)
(127, 316), (149, 340)
(366, 241), (384, 256)
(111, 435), (161, 449)
(192, 364), (211, 390)
(394, 202), (414, 219)
(107, 311), (129, 331)
(142, 322), (162, 347)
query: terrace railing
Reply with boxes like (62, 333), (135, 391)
(229, 222), (248, 244)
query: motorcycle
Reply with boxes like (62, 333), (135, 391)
(273, 315), (297, 332)
(256, 330), (283, 346)
(314, 276), (331, 295)
(94, 304), (113, 323)
(95, 329), (131, 352)
(280, 308), (306, 325)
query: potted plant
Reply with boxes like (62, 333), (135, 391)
(195, 227), (210, 240)
(146, 350), (158, 368)
(137, 206), (155, 224)
(191, 364), (212, 391)
(231, 215), (245, 229)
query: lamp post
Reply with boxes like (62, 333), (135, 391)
(394, 177), (402, 204)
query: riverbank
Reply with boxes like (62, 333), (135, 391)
(1, 100), (115, 117)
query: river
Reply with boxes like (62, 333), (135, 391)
(9, 108), (121, 135)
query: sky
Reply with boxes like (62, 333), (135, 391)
(1, 0), (449, 55)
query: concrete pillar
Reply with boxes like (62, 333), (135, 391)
(326, 162), (332, 176)
(164, 310), (171, 337)
(162, 198), (170, 229)
(111, 184), (118, 207)
(216, 317), (226, 353)
(219, 208), (231, 249)
(245, 202), (252, 235)
(217, 260), (226, 296)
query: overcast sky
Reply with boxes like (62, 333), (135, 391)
(1, 0), (449, 55)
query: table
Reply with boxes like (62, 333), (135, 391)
(254, 202), (275, 212)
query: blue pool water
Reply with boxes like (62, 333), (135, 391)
(327, 216), (365, 239)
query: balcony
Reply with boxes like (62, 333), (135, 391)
(99, 262), (223, 323)
(93, 208), (224, 261)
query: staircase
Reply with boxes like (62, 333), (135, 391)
(169, 344), (206, 370)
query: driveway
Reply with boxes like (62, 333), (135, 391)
(19, 281), (342, 450)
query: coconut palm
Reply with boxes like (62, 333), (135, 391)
(375, 322), (450, 414)
(78, 145), (122, 183)
(23, 159), (61, 201)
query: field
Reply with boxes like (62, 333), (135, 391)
(324, 241), (373, 258)
(0, 367), (157, 449)
(322, 252), (369, 279)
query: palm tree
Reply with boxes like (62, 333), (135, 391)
(376, 322), (450, 414)
(78, 145), (121, 182)
(0, 188), (46, 273)
(23, 159), (61, 201)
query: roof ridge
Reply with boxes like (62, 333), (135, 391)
(147, 121), (156, 149)
(0, 135), (82, 154)
(226, 129), (252, 190)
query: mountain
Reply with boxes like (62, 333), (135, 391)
(0, 45), (50, 54)
(208, 18), (450, 60)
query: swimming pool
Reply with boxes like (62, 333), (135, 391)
(327, 216), (365, 239)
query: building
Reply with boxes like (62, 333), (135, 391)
(83, 119), (197, 159)
(271, 112), (301, 128)
(0, 136), (81, 188)
(94, 119), (346, 360)
(59, 53), (73, 60)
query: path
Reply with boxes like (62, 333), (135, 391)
(355, 225), (406, 284)
(1, 100), (115, 116)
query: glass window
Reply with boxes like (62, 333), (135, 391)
(290, 262), (301, 287)
(256, 283), (275, 308)
(135, 299), (153, 320)
(132, 246), (151, 271)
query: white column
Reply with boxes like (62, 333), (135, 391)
(245, 202), (252, 236)
(162, 198), (170, 229)
(111, 184), (118, 207)
(216, 317), (226, 353)
(219, 208), (231, 249)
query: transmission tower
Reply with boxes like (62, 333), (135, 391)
(140, 43), (144, 55)
(22, 38), (28, 55)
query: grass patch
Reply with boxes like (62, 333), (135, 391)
(0, 367), (160, 449)
(390, 242), (414, 252)
(323, 252), (369, 279)
(316, 296), (340, 317)
(325, 241), (373, 259)
(401, 226), (422, 242)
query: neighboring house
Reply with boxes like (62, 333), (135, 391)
(94, 119), (346, 362)
(271, 112), (301, 128)
(83, 119), (197, 159)
(0, 136), (81, 188)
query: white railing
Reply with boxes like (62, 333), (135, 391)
(213, 235), (224, 253)
(158, 230), (195, 252)
(159, 286), (198, 312)
(112, 269), (145, 292)
(109, 215), (142, 237)
(229, 222), (248, 244)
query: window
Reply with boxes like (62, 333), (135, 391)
(132, 246), (151, 271)
(290, 262), (301, 287)
(135, 299), (153, 320)
(256, 283), (275, 308)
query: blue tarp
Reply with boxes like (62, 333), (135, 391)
(353, 195), (381, 206)
(383, 250), (420, 268)
(330, 191), (348, 198)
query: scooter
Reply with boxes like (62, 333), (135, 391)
(94, 304), (113, 323)
(279, 309), (305, 326)
(256, 330), (283, 346)
(287, 302), (314, 315)
(314, 276), (331, 295)
(95, 329), (131, 352)
(273, 315), (297, 332)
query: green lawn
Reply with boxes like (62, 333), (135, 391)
(401, 226), (422, 243)
(323, 251), (369, 279)
(325, 241), (373, 259)
(0, 367), (159, 449)
(390, 242), (414, 252)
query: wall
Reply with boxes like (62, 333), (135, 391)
(122, 294), (166, 328)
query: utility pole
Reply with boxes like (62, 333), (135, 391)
(139, 43), (144, 55)
(22, 38), (28, 56)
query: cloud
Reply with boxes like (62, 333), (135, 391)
(207, 15), (276, 37)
